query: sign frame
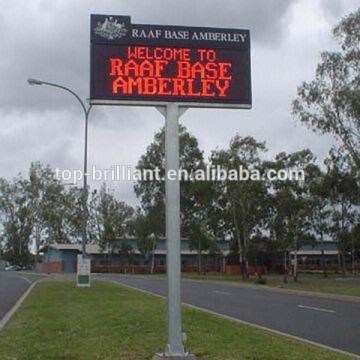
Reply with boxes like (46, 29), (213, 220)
(89, 99), (251, 109)
(89, 14), (252, 109)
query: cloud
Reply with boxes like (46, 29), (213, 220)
(129, 0), (294, 44)
(0, 0), (295, 113)
(0, 109), (82, 179)
(1, 0), (359, 207)
(320, 0), (343, 19)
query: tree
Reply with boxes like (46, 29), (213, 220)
(133, 204), (163, 274)
(66, 186), (86, 242)
(350, 223), (360, 276)
(211, 135), (269, 279)
(0, 163), (136, 268)
(307, 165), (331, 277)
(27, 162), (75, 252)
(324, 149), (360, 276)
(94, 184), (134, 268)
(88, 189), (102, 244)
(267, 149), (315, 282)
(0, 162), (86, 266)
(268, 187), (292, 284)
(134, 125), (207, 252)
(293, 8), (360, 170)
(0, 177), (33, 265)
(186, 180), (218, 274)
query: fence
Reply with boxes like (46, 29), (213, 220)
(91, 263), (220, 274)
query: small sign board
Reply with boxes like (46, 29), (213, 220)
(90, 14), (251, 108)
(77, 254), (91, 287)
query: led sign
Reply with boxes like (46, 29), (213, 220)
(90, 15), (251, 108)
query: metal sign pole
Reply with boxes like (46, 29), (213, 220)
(165, 103), (185, 356)
(155, 103), (195, 358)
(154, 103), (186, 359)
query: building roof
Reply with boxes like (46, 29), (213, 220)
(290, 241), (339, 256)
(42, 243), (229, 256)
(291, 250), (339, 256)
(44, 243), (103, 254)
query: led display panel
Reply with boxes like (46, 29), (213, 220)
(90, 15), (251, 108)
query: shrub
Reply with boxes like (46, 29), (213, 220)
(255, 277), (267, 285)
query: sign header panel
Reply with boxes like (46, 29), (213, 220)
(90, 15), (251, 108)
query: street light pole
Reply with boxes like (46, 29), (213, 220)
(28, 78), (92, 259)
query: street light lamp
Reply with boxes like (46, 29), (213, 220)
(28, 78), (92, 259)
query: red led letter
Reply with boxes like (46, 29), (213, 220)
(177, 61), (191, 78)
(110, 59), (123, 76)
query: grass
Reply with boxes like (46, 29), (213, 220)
(177, 272), (360, 297)
(0, 280), (352, 359)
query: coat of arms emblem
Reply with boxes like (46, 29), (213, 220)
(94, 17), (128, 40)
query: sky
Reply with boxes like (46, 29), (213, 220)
(0, 0), (359, 206)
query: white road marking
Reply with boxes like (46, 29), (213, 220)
(19, 276), (32, 285)
(5, 273), (32, 285)
(214, 290), (231, 295)
(297, 305), (335, 313)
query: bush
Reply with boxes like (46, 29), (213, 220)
(255, 277), (267, 285)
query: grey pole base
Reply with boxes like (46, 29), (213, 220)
(153, 353), (197, 360)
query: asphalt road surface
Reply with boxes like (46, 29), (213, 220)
(0, 271), (44, 321)
(96, 274), (360, 356)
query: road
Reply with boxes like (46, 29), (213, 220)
(96, 274), (360, 356)
(0, 271), (44, 321)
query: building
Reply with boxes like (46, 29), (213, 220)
(42, 239), (355, 274)
(290, 241), (359, 271)
(41, 239), (230, 273)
